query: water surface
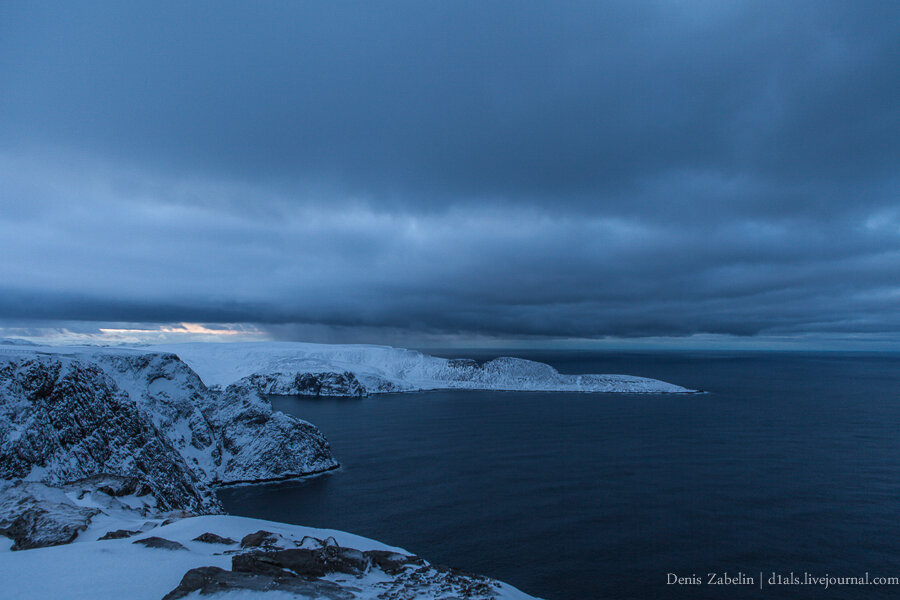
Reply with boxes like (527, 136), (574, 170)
(218, 351), (900, 599)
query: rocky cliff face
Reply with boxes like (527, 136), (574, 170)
(0, 348), (339, 513)
(92, 352), (223, 483)
(0, 355), (217, 513)
(238, 370), (366, 398)
(88, 351), (338, 485)
(204, 379), (338, 484)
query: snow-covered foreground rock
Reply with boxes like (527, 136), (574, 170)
(0, 475), (539, 599)
(149, 341), (695, 394)
(0, 484), (538, 600)
(0, 476), (177, 551)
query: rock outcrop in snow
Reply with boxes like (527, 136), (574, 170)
(148, 341), (695, 395)
(166, 531), (512, 600)
(0, 490), (539, 600)
(0, 475), (169, 550)
(0, 480), (102, 550)
(238, 370), (366, 398)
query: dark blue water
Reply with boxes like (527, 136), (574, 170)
(218, 351), (900, 599)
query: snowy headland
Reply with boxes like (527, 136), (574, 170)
(145, 341), (696, 394)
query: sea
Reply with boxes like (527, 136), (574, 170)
(218, 350), (900, 599)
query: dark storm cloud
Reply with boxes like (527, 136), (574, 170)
(0, 1), (898, 344)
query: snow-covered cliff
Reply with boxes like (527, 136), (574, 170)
(0, 346), (338, 508)
(0, 354), (217, 513)
(148, 341), (695, 394)
(89, 351), (338, 485)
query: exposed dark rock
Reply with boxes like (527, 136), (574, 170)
(330, 547), (369, 575)
(233, 546), (376, 578)
(161, 533), (506, 600)
(365, 549), (424, 575)
(240, 371), (366, 398)
(0, 480), (103, 550)
(0, 478), (181, 550)
(293, 372), (366, 397)
(98, 529), (140, 540)
(234, 549), (330, 577)
(132, 536), (188, 551)
(161, 566), (357, 600)
(217, 545), (498, 599)
(192, 532), (237, 545)
(239, 529), (279, 548)
(383, 560), (500, 599)
(447, 358), (480, 370)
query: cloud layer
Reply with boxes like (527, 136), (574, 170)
(1, 1), (898, 345)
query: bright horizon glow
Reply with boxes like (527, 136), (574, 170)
(1, 323), (899, 352)
(0, 322), (270, 345)
(98, 323), (257, 336)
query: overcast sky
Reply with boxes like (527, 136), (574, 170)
(1, 1), (898, 348)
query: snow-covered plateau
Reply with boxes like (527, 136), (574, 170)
(0, 341), (692, 599)
(146, 341), (695, 394)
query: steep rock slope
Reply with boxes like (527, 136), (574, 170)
(90, 351), (338, 484)
(0, 355), (216, 513)
(208, 379), (338, 484)
(238, 370), (366, 398)
(92, 352), (222, 481)
(0, 347), (339, 502)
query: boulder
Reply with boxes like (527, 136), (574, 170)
(132, 536), (187, 551)
(233, 546), (370, 578)
(162, 566), (356, 600)
(239, 529), (280, 548)
(0, 481), (100, 550)
(98, 529), (140, 540)
(192, 532), (237, 545)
